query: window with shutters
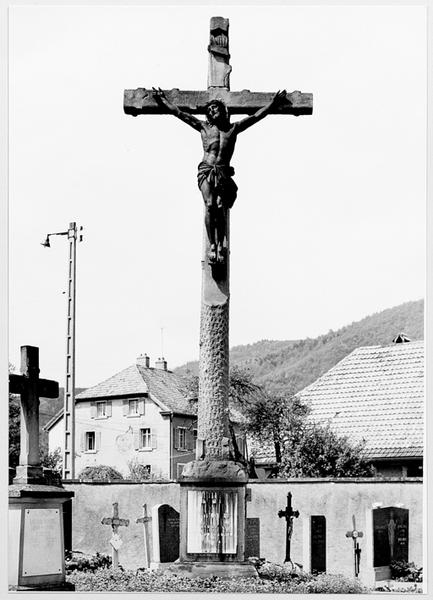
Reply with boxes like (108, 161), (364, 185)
(177, 427), (187, 450)
(96, 401), (106, 418)
(86, 431), (95, 451)
(129, 399), (139, 416)
(139, 428), (152, 449)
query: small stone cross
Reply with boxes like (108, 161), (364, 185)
(278, 492), (300, 564)
(136, 503), (152, 568)
(101, 502), (129, 568)
(9, 345), (59, 484)
(346, 515), (363, 577)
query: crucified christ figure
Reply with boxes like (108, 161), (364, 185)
(153, 88), (286, 264)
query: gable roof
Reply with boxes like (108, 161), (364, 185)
(297, 340), (424, 460)
(75, 363), (196, 415)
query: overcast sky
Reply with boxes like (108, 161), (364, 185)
(9, 5), (426, 388)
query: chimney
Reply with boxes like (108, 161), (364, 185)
(393, 333), (411, 344)
(136, 353), (150, 368)
(155, 357), (167, 371)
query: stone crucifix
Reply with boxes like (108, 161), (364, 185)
(9, 345), (59, 484)
(124, 17), (313, 461)
(101, 502), (130, 569)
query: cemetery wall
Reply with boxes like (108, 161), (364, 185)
(64, 478), (423, 580)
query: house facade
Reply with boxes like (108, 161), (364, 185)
(46, 354), (245, 480)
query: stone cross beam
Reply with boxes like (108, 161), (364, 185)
(136, 503), (152, 568)
(101, 502), (130, 534)
(9, 345), (59, 484)
(124, 17), (313, 462)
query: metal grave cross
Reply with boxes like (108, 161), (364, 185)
(101, 502), (130, 568)
(124, 16), (313, 462)
(278, 492), (300, 564)
(345, 515), (364, 577)
(9, 345), (59, 483)
(136, 503), (152, 568)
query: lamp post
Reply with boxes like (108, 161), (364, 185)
(42, 222), (83, 479)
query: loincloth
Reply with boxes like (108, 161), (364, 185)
(197, 162), (238, 209)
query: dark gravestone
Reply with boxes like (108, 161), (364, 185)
(245, 518), (260, 558)
(159, 505), (180, 563)
(373, 507), (409, 567)
(311, 516), (326, 574)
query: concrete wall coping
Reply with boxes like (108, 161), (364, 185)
(62, 476), (422, 485)
(248, 477), (423, 484)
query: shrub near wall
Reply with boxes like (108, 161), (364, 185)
(68, 566), (369, 593)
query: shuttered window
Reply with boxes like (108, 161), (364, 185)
(86, 431), (95, 450)
(176, 427), (187, 450)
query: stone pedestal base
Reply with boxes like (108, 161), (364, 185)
(169, 561), (258, 579)
(13, 465), (45, 485)
(9, 483), (74, 590)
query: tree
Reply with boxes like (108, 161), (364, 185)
(279, 421), (374, 478)
(9, 363), (20, 469)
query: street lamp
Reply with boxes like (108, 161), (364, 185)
(42, 222), (83, 479)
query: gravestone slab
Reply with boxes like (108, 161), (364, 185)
(311, 515), (326, 574)
(159, 505), (180, 563)
(373, 507), (409, 568)
(245, 518), (260, 558)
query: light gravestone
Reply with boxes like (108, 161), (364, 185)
(124, 16), (313, 578)
(8, 345), (74, 591)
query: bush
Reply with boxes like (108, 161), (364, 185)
(77, 465), (124, 481)
(65, 551), (111, 574)
(127, 458), (152, 481)
(67, 566), (369, 593)
(390, 560), (423, 582)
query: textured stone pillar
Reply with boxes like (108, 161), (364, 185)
(198, 214), (231, 460)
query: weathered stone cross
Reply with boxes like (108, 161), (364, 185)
(136, 503), (152, 568)
(124, 17), (313, 462)
(9, 345), (59, 484)
(278, 491), (300, 564)
(101, 502), (130, 568)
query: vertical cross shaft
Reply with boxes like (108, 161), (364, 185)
(198, 17), (232, 460)
(9, 345), (59, 483)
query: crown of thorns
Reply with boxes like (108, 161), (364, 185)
(205, 99), (228, 118)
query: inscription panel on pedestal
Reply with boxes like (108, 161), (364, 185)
(187, 490), (238, 554)
(22, 508), (62, 576)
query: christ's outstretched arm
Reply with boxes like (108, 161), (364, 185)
(152, 87), (203, 131)
(234, 90), (287, 134)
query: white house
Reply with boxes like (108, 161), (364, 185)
(45, 354), (245, 479)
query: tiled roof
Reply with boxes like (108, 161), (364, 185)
(298, 340), (424, 459)
(74, 363), (243, 423)
(76, 364), (196, 415)
(251, 341), (424, 463)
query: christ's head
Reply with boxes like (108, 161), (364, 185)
(205, 99), (229, 125)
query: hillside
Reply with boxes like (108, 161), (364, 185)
(175, 299), (424, 395)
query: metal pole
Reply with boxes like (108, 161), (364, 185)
(63, 222), (77, 479)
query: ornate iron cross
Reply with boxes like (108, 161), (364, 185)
(345, 515), (363, 577)
(278, 492), (300, 563)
